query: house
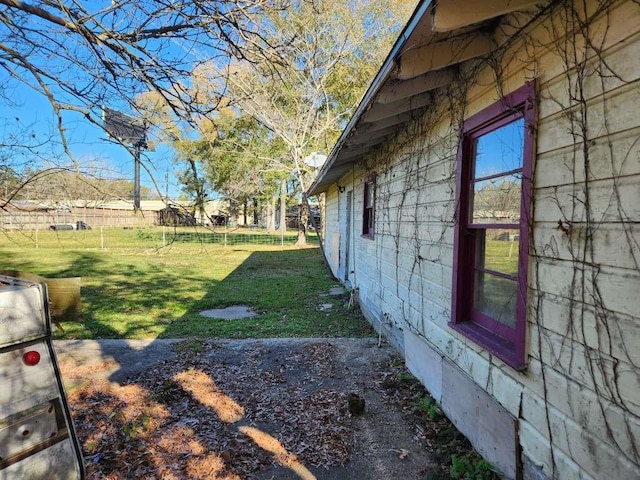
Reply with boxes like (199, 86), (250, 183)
(308, 1), (640, 479)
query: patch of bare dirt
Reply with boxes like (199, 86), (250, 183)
(62, 338), (494, 480)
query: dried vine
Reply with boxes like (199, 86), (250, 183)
(354, 1), (640, 478)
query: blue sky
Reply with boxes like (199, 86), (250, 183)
(2, 83), (181, 199)
(0, 0), (225, 201)
(474, 118), (524, 180)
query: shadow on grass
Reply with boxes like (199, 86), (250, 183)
(159, 248), (371, 339)
(1, 241), (369, 340)
(29, 251), (219, 339)
(53, 247), (374, 479)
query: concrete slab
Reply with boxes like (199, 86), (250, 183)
(329, 287), (346, 296)
(199, 305), (257, 320)
(54, 339), (182, 385)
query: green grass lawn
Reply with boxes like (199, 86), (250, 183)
(1, 227), (373, 340)
(482, 238), (519, 275)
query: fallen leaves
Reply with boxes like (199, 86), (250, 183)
(173, 369), (245, 423)
(66, 340), (355, 479)
(63, 339), (489, 479)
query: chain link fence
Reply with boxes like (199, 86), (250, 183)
(0, 226), (319, 251)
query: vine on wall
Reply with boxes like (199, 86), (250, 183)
(356, 1), (640, 477)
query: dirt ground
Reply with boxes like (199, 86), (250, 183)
(56, 338), (482, 480)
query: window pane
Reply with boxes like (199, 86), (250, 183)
(364, 182), (373, 208)
(363, 207), (373, 235)
(473, 271), (517, 327)
(474, 229), (520, 275)
(363, 178), (375, 236)
(471, 174), (521, 223)
(474, 118), (524, 179)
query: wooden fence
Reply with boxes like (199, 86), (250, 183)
(1, 206), (159, 230)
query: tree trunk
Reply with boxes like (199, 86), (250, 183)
(253, 197), (259, 226)
(266, 192), (277, 232)
(279, 178), (287, 234)
(229, 199), (238, 227)
(295, 194), (308, 246)
(265, 203), (272, 231)
(243, 200), (248, 226)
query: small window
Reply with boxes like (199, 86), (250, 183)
(450, 83), (535, 370)
(362, 176), (375, 238)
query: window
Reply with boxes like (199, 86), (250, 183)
(450, 83), (535, 370)
(362, 175), (375, 238)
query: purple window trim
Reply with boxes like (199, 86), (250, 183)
(362, 175), (376, 239)
(450, 82), (536, 371)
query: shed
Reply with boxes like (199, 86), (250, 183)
(157, 206), (196, 227)
(308, 1), (640, 479)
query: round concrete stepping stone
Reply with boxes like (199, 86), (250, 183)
(199, 305), (257, 320)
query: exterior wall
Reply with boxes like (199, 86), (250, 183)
(320, 2), (640, 479)
(323, 184), (341, 279)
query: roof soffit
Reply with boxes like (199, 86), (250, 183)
(395, 31), (495, 81)
(308, 0), (549, 196)
(376, 69), (456, 104)
(431, 0), (542, 32)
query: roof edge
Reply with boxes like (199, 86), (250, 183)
(307, 0), (433, 196)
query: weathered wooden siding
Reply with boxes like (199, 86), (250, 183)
(521, 2), (640, 478)
(320, 1), (640, 479)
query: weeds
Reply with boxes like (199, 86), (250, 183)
(135, 230), (154, 241)
(414, 394), (442, 421)
(383, 361), (498, 480)
(451, 453), (495, 480)
(121, 415), (151, 439)
(174, 338), (208, 355)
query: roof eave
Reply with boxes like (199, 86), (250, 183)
(307, 0), (545, 197)
(307, 0), (434, 196)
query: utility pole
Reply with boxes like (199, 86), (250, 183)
(133, 143), (142, 210)
(165, 166), (169, 202)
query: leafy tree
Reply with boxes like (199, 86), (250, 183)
(177, 107), (289, 227)
(14, 169), (153, 206)
(0, 164), (21, 200)
(183, 0), (415, 242)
